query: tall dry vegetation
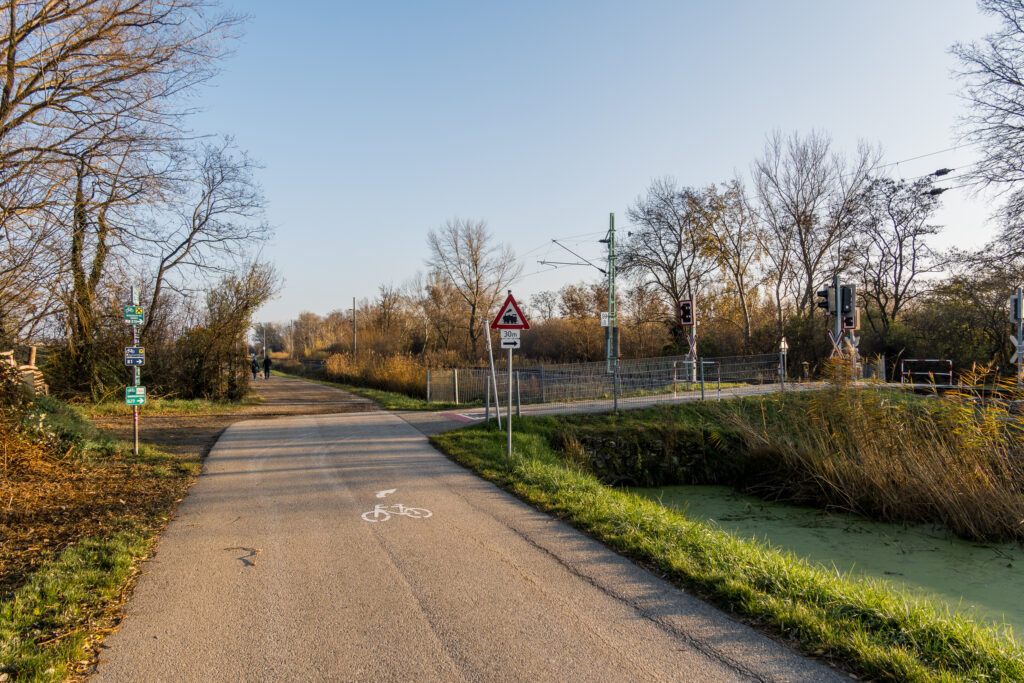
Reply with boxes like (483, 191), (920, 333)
(321, 352), (463, 398)
(730, 365), (1024, 542)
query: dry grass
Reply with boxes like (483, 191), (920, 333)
(728, 363), (1024, 542)
(324, 352), (428, 398)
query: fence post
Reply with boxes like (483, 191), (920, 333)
(613, 362), (620, 412)
(540, 366), (546, 403)
(879, 354), (886, 382)
(426, 369), (431, 403)
(515, 371), (521, 417)
(699, 358), (706, 401)
(485, 374), (491, 421)
(453, 369), (459, 404)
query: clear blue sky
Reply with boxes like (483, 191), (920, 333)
(190, 1), (998, 322)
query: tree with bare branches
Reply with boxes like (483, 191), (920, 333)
(138, 138), (269, 339)
(953, 0), (1024, 223)
(620, 178), (719, 320)
(751, 130), (876, 318)
(426, 218), (521, 357)
(705, 180), (762, 346)
(852, 177), (943, 339)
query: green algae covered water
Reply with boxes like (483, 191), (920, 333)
(633, 485), (1024, 633)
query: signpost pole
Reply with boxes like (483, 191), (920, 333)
(1018, 286), (1023, 386)
(489, 289), (528, 455)
(484, 317), (500, 429)
(131, 286), (140, 456)
(507, 346), (512, 456)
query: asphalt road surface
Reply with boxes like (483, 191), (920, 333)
(95, 379), (844, 682)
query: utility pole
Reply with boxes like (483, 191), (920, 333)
(352, 296), (357, 355)
(262, 323), (266, 360)
(602, 213), (616, 373)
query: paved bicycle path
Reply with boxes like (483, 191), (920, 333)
(95, 382), (844, 681)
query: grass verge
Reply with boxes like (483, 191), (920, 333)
(81, 395), (263, 417)
(0, 528), (150, 681)
(431, 418), (1024, 682)
(2, 394), (205, 680)
(274, 371), (481, 411)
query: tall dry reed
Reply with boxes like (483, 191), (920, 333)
(727, 363), (1024, 542)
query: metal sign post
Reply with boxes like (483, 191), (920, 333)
(124, 286), (146, 456)
(490, 291), (530, 456)
(483, 317), (500, 429)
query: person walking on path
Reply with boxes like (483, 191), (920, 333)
(251, 356), (260, 380)
(263, 355), (272, 379)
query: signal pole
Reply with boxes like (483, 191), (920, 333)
(603, 213), (616, 373)
(833, 273), (842, 351)
(1017, 285), (1024, 386)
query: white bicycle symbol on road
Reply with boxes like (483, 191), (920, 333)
(361, 503), (433, 523)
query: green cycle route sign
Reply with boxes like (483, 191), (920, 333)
(123, 306), (144, 325)
(126, 386), (146, 406)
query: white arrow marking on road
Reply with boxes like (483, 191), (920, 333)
(375, 488), (397, 499)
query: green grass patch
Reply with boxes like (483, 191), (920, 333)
(0, 528), (151, 681)
(431, 416), (1024, 681)
(3, 393), (205, 679)
(274, 371), (481, 411)
(82, 395), (262, 417)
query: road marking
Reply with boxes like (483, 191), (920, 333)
(439, 412), (486, 422)
(375, 488), (397, 498)
(361, 503), (433, 523)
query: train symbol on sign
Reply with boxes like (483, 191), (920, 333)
(490, 293), (530, 330)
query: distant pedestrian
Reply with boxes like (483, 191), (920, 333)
(251, 356), (259, 380)
(263, 355), (271, 379)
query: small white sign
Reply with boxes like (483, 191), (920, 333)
(500, 329), (520, 341)
(500, 338), (521, 349)
(600, 312), (609, 327)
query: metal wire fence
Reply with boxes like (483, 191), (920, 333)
(426, 353), (785, 415)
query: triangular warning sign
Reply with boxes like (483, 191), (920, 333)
(490, 293), (530, 330)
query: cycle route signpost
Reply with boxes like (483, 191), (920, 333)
(124, 287), (146, 455)
(491, 291), (530, 456)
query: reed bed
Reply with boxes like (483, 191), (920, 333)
(726, 365), (1024, 542)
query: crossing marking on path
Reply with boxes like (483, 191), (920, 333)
(440, 412), (485, 422)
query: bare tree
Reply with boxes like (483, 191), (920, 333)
(530, 290), (559, 322)
(375, 283), (401, 334)
(705, 180), (762, 346)
(418, 270), (461, 352)
(426, 218), (521, 357)
(751, 130), (876, 317)
(138, 138), (270, 339)
(0, 0), (245, 361)
(0, 1), (241, 209)
(620, 178), (719, 320)
(953, 0), (1024, 222)
(852, 177), (943, 338)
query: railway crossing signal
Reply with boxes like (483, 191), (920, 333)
(817, 287), (836, 314)
(678, 299), (694, 326)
